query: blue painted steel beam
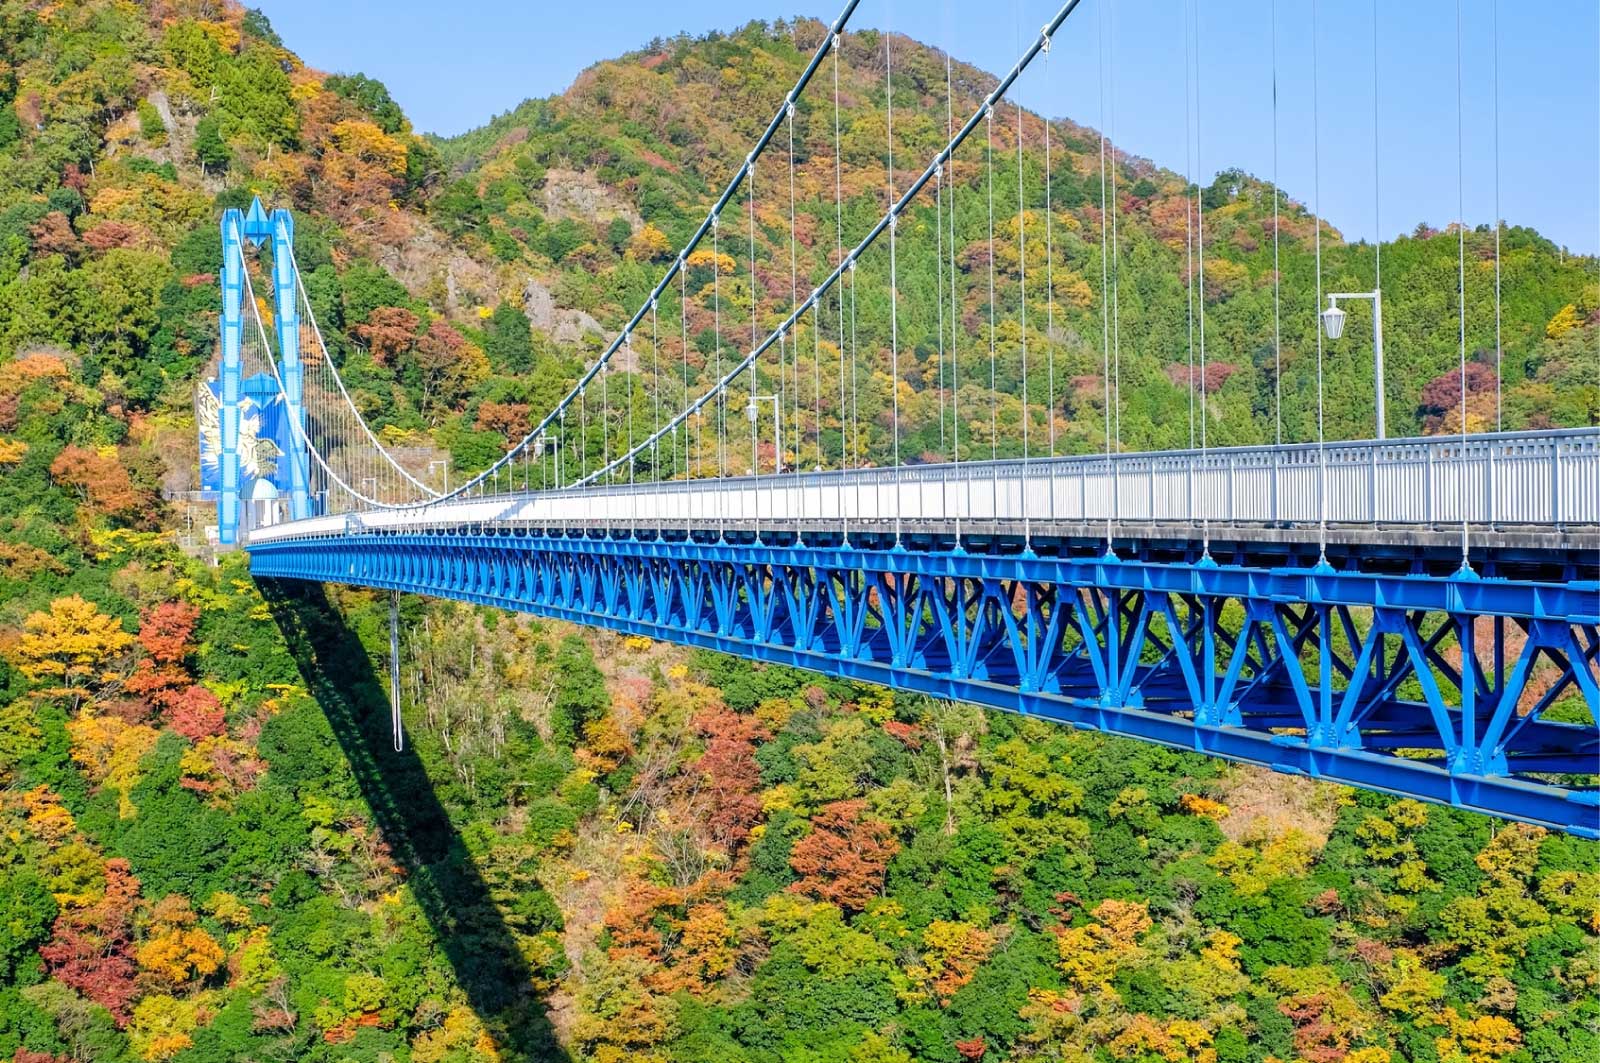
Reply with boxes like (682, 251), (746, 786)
(217, 210), (245, 545)
(247, 532), (1600, 836)
(269, 209), (311, 520)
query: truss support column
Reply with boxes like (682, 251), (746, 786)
(271, 209), (311, 520)
(218, 209), (245, 545)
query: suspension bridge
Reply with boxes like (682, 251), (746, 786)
(207, 0), (1599, 835)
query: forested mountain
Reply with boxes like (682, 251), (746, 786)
(0, 3), (1595, 1063)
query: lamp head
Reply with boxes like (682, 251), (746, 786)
(745, 401), (759, 422)
(1321, 303), (1347, 341)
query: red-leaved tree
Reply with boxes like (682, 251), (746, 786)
(788, 800), (899, 911)
(692, 705), (769, 851)
(40, 859), (141, 1024)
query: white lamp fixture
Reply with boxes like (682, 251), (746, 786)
(1320, 302), (1347, 341)
(745, 394), (782, 474)
(1321, 291), (1386, 439)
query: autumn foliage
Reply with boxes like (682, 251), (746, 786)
(788, 799), (899, 911)
(40, 859), (142, 1024)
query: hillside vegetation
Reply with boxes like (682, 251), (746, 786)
(0, 3), (1595, 1063)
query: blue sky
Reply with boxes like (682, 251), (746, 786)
(256, 0), (1599, 253)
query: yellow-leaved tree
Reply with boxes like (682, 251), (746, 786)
(135, 895), (224, 988)
(15, 595), (134, 710)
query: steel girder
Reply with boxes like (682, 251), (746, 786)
(248, 531), (1600, 837)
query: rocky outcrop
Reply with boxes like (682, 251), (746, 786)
(542, 167), (642, 230)
(373, 222), (499, 316)
(522, 277), (611, 349)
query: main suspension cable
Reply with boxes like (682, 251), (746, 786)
(329, 2), (863, 510)
(574, 0), (1091, 488)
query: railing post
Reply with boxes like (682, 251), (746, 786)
(1270, 450), (1279, 524)
(1551, 443), (1562, 528)
(1486, 442), (1496, 527)
(1425, 446), (1435, 525)
(1369, 445), (1378, 523)
(1226, 456), (1235, 521)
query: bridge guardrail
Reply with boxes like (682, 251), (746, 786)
(246, 427), (1600, 543)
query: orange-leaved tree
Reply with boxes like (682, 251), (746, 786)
(788, 799), (898, 912)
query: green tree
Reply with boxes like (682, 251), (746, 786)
(0, 869), (56, 984)
(192, 114), (229, 170)
(550, 635), (607, 746)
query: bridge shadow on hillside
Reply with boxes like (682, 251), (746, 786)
(261, 580), (569, 1062)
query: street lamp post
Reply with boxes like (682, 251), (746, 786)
(427, 458), (450, 493)
(532, 433), (564, 491)
(1321, 289), (1386, 439)
(745, 395), (783, 475)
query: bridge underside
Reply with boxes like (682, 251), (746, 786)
(249, 525), (1600, 836)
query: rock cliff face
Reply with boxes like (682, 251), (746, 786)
(372, 222), (500, 316)
(541, 167), (643, 230)
(521, 277), (610, 349)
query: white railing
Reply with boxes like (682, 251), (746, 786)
(247, 427), (1600, 543)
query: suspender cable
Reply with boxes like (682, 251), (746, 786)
(1372, 0), (1383, 436)
(602, 331), (610, 481)
(1044, 35), (1056, 459)
(285, 246), (438, 500)
(652, 298), (660, 481)
(1271, 0), (1282, 446)
(834, 33), (848, 474)
(987, 104), (998, 463)
(788, 103), (804, 473)
(813, 285), (823, 473)
(850, 258), (860, 468)
(1185, 0), (1197, 450)
(625, 329), (635, 528)
(626, 329), (635, 494)
(1109, 0), (1123, 450)
(1312, 0), (1327, 561)
(1492, 0), (1502, 430)
(1454, 0), (1470, 568)
(937, 147), (948, 454)
(713, 214), (725, 490)
(1098, 0), (1113, 552)
(784, 111), (795, 473)
(575, 0), (1092, 490)
(1195, 0), (1210, 556)
(1017, 92), (1032, 545)
(427, 2), (862, 509)
(886, 16), (903, 546)
(940, 49), (953, 477)
(748, 158), (759, 482)
(680, 265), (690, 480)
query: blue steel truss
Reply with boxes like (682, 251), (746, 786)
(248, 530), (1600, 837)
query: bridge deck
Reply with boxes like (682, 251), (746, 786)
(257, 428), (1600, 555)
